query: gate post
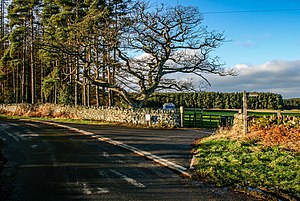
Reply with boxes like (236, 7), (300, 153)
(180, 106), (184, 128)
(243, 91), (248, 135)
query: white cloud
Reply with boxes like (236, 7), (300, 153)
(202, 60), (300, 99)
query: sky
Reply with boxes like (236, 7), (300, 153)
(151, 0), (300, 99)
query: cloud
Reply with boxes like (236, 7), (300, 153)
(202, 60), (300, 99)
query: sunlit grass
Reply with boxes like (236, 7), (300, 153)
(193, 139), (300, 200)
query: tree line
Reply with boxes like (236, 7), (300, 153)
(145, 92), (286, 110)
(0, 0), (233, 107)
(283, 98), (300, 110)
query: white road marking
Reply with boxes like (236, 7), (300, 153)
(24, 123), (40, 128)
(23, 129), (39, 137)
(31, 144), (38, 149)
(7, 122), (19, 127)
(111, 169), (145, 188)
(0, 122), (37, 140)
(95, 187), (109, 194)
(102, 152), (125, 163)
(0, 129), (21, 141)
(97, 169), (113, 180)
(81, 182), (93, 195)
(80, 182), (110, 194)
(0, 123), (10, 129)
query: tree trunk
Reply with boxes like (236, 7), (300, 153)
(30, 10), (35, 104)
(95, 42), (100, 107)
(0, 0), (4, 56)
(83, 78), (86, 106)
(107, 49), (114, 106)
(75, 56), (79, 105)
(21, 36), (26, 103)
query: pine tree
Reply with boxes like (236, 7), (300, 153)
(1, 0), (39, 103)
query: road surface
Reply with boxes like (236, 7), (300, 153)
(0, 118), (256, 201)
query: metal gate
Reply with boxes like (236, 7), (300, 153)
(183, 109), (234, 128)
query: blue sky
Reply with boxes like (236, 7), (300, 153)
(151, 0), (300, 99)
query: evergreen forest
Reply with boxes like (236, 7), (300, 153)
(146, 92), (285, 110)
(0, 0), (132, 106)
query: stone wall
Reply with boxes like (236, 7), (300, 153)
(231, 113), (245, 136)
(0, 104), (180, 127)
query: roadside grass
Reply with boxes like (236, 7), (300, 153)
(192, 139), (300, 200)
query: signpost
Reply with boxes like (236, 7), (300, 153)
(145, 114), (151, 126)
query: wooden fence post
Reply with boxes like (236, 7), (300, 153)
(180, 106), (184, 128)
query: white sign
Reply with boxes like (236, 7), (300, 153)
(145, 114), (151, 121)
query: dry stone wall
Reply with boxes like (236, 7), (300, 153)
(0, 104), (180, 127)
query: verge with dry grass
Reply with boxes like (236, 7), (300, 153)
(192, 114), (300, 200)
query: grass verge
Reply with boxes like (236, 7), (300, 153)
(192, 138), (300, 200)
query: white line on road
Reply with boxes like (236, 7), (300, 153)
(0, 129), (23, 142)
(23, 129), (39, 137)
(103, 152), (109, 157)
(79, 181), (110, 194)
(110, 169), (145, 188)
(95, 187), (110, 194)
(0, 122), (38, 141)
(81, 182), (93, 195)
(6, 122), (20, 127)
(24, 122), (40, 128)
(2, 130), (19, 141)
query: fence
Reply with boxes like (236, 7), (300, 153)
(183, 108), (234, 128)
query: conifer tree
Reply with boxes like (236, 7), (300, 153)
(1, 0), (39, 103)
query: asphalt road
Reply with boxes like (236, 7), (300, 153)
(0, 118), (256, 201)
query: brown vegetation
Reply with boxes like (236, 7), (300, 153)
(0, 104), (72, 119)
(210, 114), (300, 153)
(247, 125), (300, 152)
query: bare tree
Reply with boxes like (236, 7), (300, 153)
(41, 1), (234, 108)
(87, 2), (234, 107)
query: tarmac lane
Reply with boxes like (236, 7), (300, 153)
(0, 118), (256, 201)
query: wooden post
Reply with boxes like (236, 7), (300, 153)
(243, 91), (247, 135)
(180, 106), (184, 128)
